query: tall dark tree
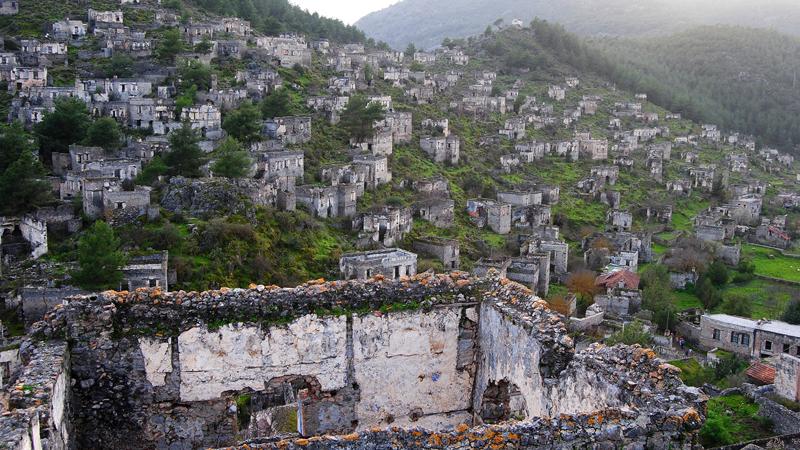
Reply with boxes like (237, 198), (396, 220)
(35, 97), (91, 161)
(211, 137), (252, 178)
(223, 101), (262, 144)
(156, 28), (185, 63)
(339, 94), (385, 143)
(164, 123), (204, 178)
(71, 221), (128, 291)
(0, 122), (35, 173)
(0, 148), (52, 215)
(85, 117), (122, 151)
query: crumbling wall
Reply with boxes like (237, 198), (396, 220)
(0, 341), (71, 450)
(31, 273), (706, 449)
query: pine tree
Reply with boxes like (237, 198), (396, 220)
(0, 122), (35, 173)
(71, 221), (128, 291)
(156, 28), (185, 63)
(222, 101), (262, 144)
(0, 149), (52, 215)
(339, 94), (385, 143)
(211, 137), (252, 178)
(85, 117), (122, 151)
(164, 123), (205, 178)
(35, 97), (91, 160)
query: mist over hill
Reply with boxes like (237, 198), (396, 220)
(355, 0), (800, 50)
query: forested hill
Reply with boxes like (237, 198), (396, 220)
(590, 26), (800, 154)
(185, 0), (365, 43)
(354, 0), (800, 50)
(0, 0), (365, 43)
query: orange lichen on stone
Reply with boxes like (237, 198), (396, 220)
(506, 432), (520, 440)
(428, 434), (443, 446)
(456, 279), (471, 288)
(294, 438), (309, 446)
(342, 433), (359, 442)
(456, 423), (470, 433)
(373, 274), (385, 281)
(683, 408), (702, 424)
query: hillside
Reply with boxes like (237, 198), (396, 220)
(354, 0), (800, 50)
(0, 0), (364, 42)
(591, 26), (800, 154)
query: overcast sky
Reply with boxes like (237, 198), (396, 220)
(289, 0), (400, 25)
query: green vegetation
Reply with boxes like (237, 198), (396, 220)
(670, 353), (747, 389)
(700, 394), (774, 447)
(35, 97), (91, 161)
(339, 94), (386, 143)
(71, 221), (129, 291)
(211, 138), (252, 179)
(222, 102), (262, 144)
(606, 321), (652, 347)
(742, 245), (800, 283)
(185, 0), (365, 42)
(85, 117), (123, 152)
(594, 26), (800, 152)
(164, 123), (205, 178)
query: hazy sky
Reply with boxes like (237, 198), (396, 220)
(289, 0), (400, 24)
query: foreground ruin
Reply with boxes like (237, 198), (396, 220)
(6, 272), (705, 449)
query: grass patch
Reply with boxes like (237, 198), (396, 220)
(700, 394), (774, 448)
(742, 244), (800, 283)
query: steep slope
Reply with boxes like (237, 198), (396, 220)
(591, 26), (800, 153)
(354, 0), (800, 50)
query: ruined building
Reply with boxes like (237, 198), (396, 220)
(13, 273), (706, 449)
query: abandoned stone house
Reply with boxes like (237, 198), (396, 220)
(754, 222), (792, 249)
(414, 198), (455, 229)
(647, 154), (663, 182)
(596, 190), (621, 209)
(695, 224), (726, 243)
(499, 117), (526, 140)
(352, 207), (413, 248)
(0, 215), (48, 262)
(255, 34), (312, 68)
(262, 116), (312, 145)
(87, 9), (124, 33)
(701, 124), (721, 142)
(594, 289), (642, 317)
(500, 154), (520, 173)
(497, 190), (543, 208)
(579, 99), (597, 115)
(689, 166), (716, 192)
(236, 68), (282, 97)
(667, 179), (692, 196)
(181, 103), (223, 139)
(547, 85), (566, 101)
(121, 251), (170, 292)
(608, 250), (639, 273)
(460, 95), (506, 115)
(728, 154), (749, 173)
(383, 66), (410, 84)
(700, 314), (800, 360)
(412, 237), (460, 270)
(351, 154), (391, 189)
(8, 67), (47, 93)
(305, 95), (349, 123)
(0, 0), (17, 14)
(507, 254), (551, 297)
(420, 135), (460, 165)
(522, 238), (569, 277)
(514, 141), (548, 161)
(412, 51), (436, 65)
(221, 17), (251, 37)
(467, 199), (512, 235)
(339, 248), (417, 280)
(646, 205), (673, 223)
(472, 257), (511, 278)
(412, 176), (449, 196)
(590, 166), (619, 185)
(51, 18), (87, 40)
(578, 137), (608, 161)
(378, 111), (413, 144)
(606, 210), (632, 232)
(253, 150), (304, 189)
(295, 184), (357, 219)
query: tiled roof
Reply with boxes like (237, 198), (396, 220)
(595, 269), (640, 290)
(745, 361), (776, 385)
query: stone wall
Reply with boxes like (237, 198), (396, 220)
(30, 272), (706, 449)
(0, 340), (71, 450)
